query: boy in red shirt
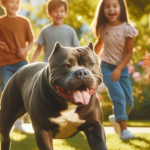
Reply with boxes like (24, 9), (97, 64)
(0, 0), (34, 132)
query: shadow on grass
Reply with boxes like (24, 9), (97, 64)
(10, 131), (90, 150)
(64, 132), (91, 150)
(10, 132), (38, 150)
(5, 131), (150, 150)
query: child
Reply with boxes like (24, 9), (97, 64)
(90, 0), (138, 140)
(143, 54), (150, 67)
(143, 54), (150, 79)
(0, 0), (34, 131)
(30, 0), (79, 63)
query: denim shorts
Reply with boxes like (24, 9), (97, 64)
(0, 61), (27, 92)
(100, 61), (134, 122)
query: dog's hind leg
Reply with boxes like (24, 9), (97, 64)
(0, 96), (26, 150)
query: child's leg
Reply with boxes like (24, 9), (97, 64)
(101, 62), (135, 140)
(13, 61), (28, 132)
(103, 77), (127, 122)
(119, 75), (134, 115)
(0, 65), (14, 91)
(117, 68), (135, 140)
(119, 69), (134, 132)
(15, 61), (27, 71)
(100, 62), (128, 123)
(118, 120), (127, 132)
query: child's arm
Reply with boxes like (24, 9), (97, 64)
(30, 44), (43, 63)
(17, 41), (34, 58)
(111, 37), (133, 82)
(94, 37), (103, 55)
(0, 41), (9, 51)
(143, 54), (150, 67)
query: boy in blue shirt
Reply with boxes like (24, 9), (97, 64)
(30, 0), (79, 63)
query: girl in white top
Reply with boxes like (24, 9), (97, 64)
(91, 0), (138, 141)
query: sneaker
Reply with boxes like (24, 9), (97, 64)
(13, 119), (26, 132)
(109, 115), (121, 135)
(120, 129), (135, 141)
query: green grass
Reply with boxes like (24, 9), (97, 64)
(0, 120), (150, 149)
(2, 131), (148, 150)
(103, 120), (150, 127)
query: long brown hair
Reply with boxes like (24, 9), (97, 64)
(0, 0), (11, 7)
(90, 0), (129, 38)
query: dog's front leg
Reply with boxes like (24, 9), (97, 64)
(84, 122), (107, 150)
(34, 127), (53, 150)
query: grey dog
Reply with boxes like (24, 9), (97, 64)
(0, 42), (107, 150)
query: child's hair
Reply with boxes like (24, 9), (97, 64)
(90, 0), (129, 38)
(0, 0), (9, 7)
(46, 0), (68, 14)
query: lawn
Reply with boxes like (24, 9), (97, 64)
(103, 120), (150, 127)
(0, 120), (150, 150)
(3, 131), (150, 150)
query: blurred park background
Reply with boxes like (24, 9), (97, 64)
(0, 0), (150, 122)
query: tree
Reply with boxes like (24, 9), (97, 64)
(0, 6), (4, 16)
(21, 0), (150, 59)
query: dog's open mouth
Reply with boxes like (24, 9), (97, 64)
(55, 86), (96, 105)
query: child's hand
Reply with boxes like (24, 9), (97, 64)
(0, 41), (9, 51)
(17, 48), (27, 59)
(143, 54), (150, 67)
(110, 68), (121, 82)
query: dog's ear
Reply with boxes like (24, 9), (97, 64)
(54, 42), (61, 49)
(87, 42), (94, 51)
(48, 42), (61, 61)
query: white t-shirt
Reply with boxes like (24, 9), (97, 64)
(99, 22), (138, 65)
(37, 24), (79, 62)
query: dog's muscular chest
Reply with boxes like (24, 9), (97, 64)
(50, 103), (85, 138)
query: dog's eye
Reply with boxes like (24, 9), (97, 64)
(89, 62), (94, 67)
(64, 64), (70, 69)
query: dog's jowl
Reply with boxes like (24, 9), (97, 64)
(0, 42), (107, 150)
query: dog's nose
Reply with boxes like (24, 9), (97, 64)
(77, 69), (88, 79)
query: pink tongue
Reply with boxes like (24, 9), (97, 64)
(73, 90), (90, 105)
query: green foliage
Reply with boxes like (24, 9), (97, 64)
(103, 120), (150, 127)
(65, 0), (99, 28)
(126, 0), (150, 19)
(22, 0), (150, 120)
(1, 1), (149, 120)
(0, 6), (4, 16)
(129, 75), (150, 120)
(97, 89), (113, 121)
(126, 0), (150, 61)
(20, 0), (150, 55)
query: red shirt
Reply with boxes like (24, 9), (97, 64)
(0, 15), (34, 67)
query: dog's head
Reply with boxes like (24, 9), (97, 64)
(48, 42), (102, 105)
